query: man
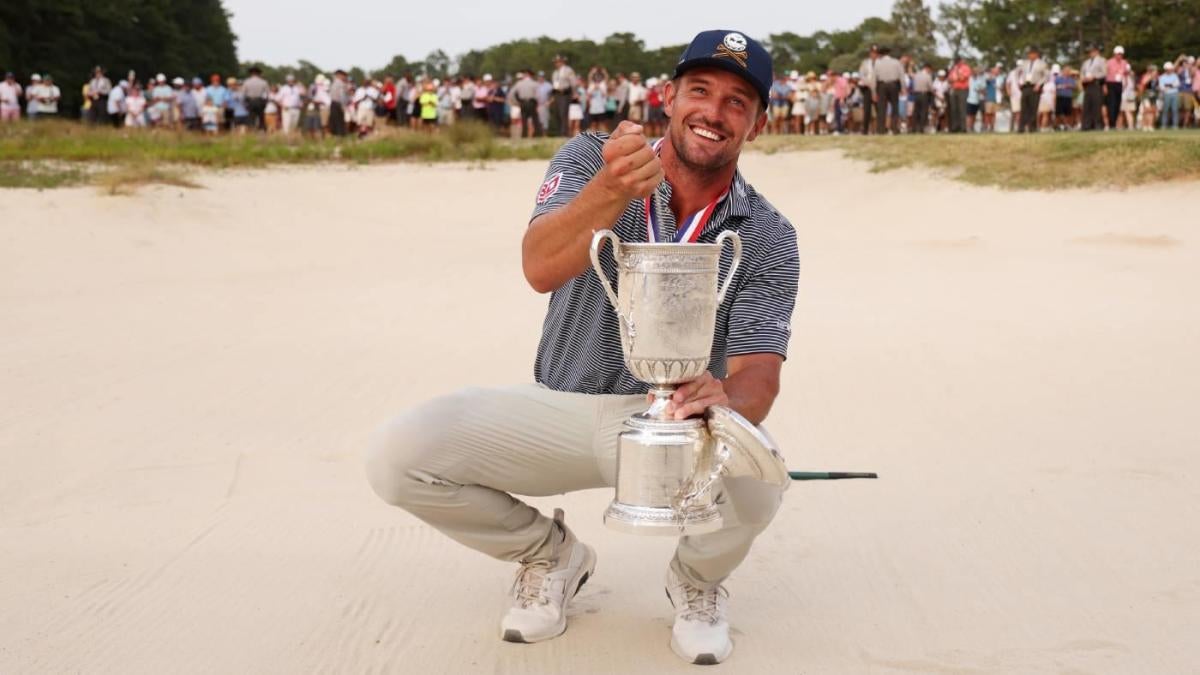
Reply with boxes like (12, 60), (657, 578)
(910, 64), (932, 133)
(1105, 46), (1126, 130)
(366, 29), (798, 666)
(612, 72), (631, 124)
(242, 67), (269, 131)
(509, 70), (542, 138)
(535, 72), (552, 133)
(627, 72), (647, 124)
(205, 73), (229, 129)
(550, 55), (576, 137)
(982, 64), (1001, 131)
(381, 76), (398, 125)
(86, 66), (111, 124)
(106, 79), (126, 128)
(1080, 44), (1106, 130)
(1016, 46), (1048, 133)
(947, 56), (972, 132)
(329, 70), (349, 136)
(873, 45), (903, 134)
(32, 74), (60, 118)
(769, 74), (791, 134)
(0, 72), (22, 122)
(858, 44), (878, 134)
(1176, 55), (1195, 129)
(278, 74), (304, 134)
(173, 77), (198, 130)
(1159, 61), (1181, 130)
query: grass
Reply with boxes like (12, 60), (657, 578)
(0, 119), (564, 193)
(752, 131), (1200, 190)
(2, 119), (1199, 192)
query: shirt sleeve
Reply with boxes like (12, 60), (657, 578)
(529, 133), (605, 223)
(726, 219), (800, 360)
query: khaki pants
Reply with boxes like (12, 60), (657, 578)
(365, 384), (783, 590)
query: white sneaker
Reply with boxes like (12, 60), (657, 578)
(665, 568), (733, 665)
(500, 508), (596, 643)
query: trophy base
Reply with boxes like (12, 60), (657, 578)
(603, 501), (723, 536)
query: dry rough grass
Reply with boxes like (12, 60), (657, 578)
(752, 131), (1200, 190)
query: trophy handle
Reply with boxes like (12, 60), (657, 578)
(714, 230), (742, 305)
(589, 229), (623, 312)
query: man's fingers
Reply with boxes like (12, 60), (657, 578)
(610, 121), (644, 141)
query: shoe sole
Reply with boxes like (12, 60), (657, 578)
(670, 635), (731, 666)
(501, 545), (596, 644)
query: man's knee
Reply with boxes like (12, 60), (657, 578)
(720, 476), (784, 532)
(364, 390), (476, 507)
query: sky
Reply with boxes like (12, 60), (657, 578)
(223, 0), (895, 70)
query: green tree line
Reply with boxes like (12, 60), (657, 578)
(3, 0), (1195, 118)
(0, 0), (237, 116)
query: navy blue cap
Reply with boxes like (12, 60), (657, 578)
(673, 29), (772, 106)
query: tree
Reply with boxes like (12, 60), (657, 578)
(936, 0), (979, 59)
(422, 49), (451, 79)
(892, 0), (938, 62)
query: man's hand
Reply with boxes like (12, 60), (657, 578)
(648, 372), (730, 420)
(597, 121), (663, 202)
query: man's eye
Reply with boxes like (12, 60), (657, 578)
(730, 98), (745, 108)
(692, 87), (706, 94)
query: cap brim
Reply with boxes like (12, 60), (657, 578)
(674, 58), (768, 106)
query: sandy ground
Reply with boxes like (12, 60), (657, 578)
(1, 150), (1197, 674)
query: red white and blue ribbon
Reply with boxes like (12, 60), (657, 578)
(643, 138), (730, 244)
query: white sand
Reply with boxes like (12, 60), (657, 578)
(1, 152), (1197, 673)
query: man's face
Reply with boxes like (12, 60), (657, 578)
(663, 67), (766, 174)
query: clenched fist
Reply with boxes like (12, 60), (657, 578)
(597, 121), (664, 202)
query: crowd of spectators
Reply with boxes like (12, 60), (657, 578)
(2, 45), (1197, 138)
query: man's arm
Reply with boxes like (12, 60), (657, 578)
(522, 121), (663, 293)
(663, 353), (782, 426)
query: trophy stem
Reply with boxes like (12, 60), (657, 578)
(645, 386), (677, 420)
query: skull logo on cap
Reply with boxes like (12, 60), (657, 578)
(723, 33), (748, 53)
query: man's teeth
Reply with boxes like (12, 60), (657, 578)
(691, 126), (722, 141)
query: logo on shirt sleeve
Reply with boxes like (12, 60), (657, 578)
(536, 172), (563, 205)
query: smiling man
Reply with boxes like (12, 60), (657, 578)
(366, 30), (798, 666)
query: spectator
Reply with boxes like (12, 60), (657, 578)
(549, 55), (575, 137)
(1119, 63), (1137, 129)
(418, 79), (438, 132)
(1056, 67), (1078, 130)
(967, 64), (986, 132)
(947, 56), (971, 132)
(509, 69), (541, 137)
(536, 72), (551, 133)
(1016, 46), (1048, 133)
(1177, 55), (1195, 128)
(381, 76), (397, 126)
(124, 84), (146, 127)
(106, 80), (126, 128)
(982, 64), (1002, 132)
(1105, 46), (1127, 129)
(473, 74), (492, 127)
(87, 66), (112, 124)
(227, 77), (250, 133)
(910, 64), (932, 133)
(329, 70), (349, 136)
(1038, 64), (1058, 131)
(242, 67), (269, 131)
(353, 77), (380, 137)
(278, 75), (304, 134)
(1158, 61), (1180, 129)
(32, 74), (61, 117)
(303, 81), (327, 139)
(0, 72), (22, 122)
(205, 73), (228, 128)
(1080, 44), (1106, 130)
(148, 74), (173, 127)
(1138, 64), (1158, 131)
(874, 45), (903, 134)
(586, 67), (608, 132)
(644, 76), (664, 137)
(932, 69), (949, 131)
(627, 72), (646, 125)
(200, 95), (219, 134)
(263, 84), (280, 133)
(858, 44), (878, 134)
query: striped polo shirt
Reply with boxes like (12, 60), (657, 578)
(529, 132), (799, 395)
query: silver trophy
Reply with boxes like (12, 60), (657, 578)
(589, 229), (791, 536)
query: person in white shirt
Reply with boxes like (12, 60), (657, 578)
(278, 75), (304, 134)
(124, 85), (147, 127)
(0, 72), (22, 122)
(352, 79), (380, 136)
(107, 81), (127, 128)
(32, 75), (61, 116)
(626, 72), (646, 123)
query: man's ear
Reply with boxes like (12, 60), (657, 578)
(663, 79), (676, 118)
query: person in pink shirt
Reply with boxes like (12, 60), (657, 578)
(1105, 45), (1127, 129)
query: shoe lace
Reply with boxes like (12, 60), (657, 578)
(678, 583), (726, 624)
(512, 559), (555, 608)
